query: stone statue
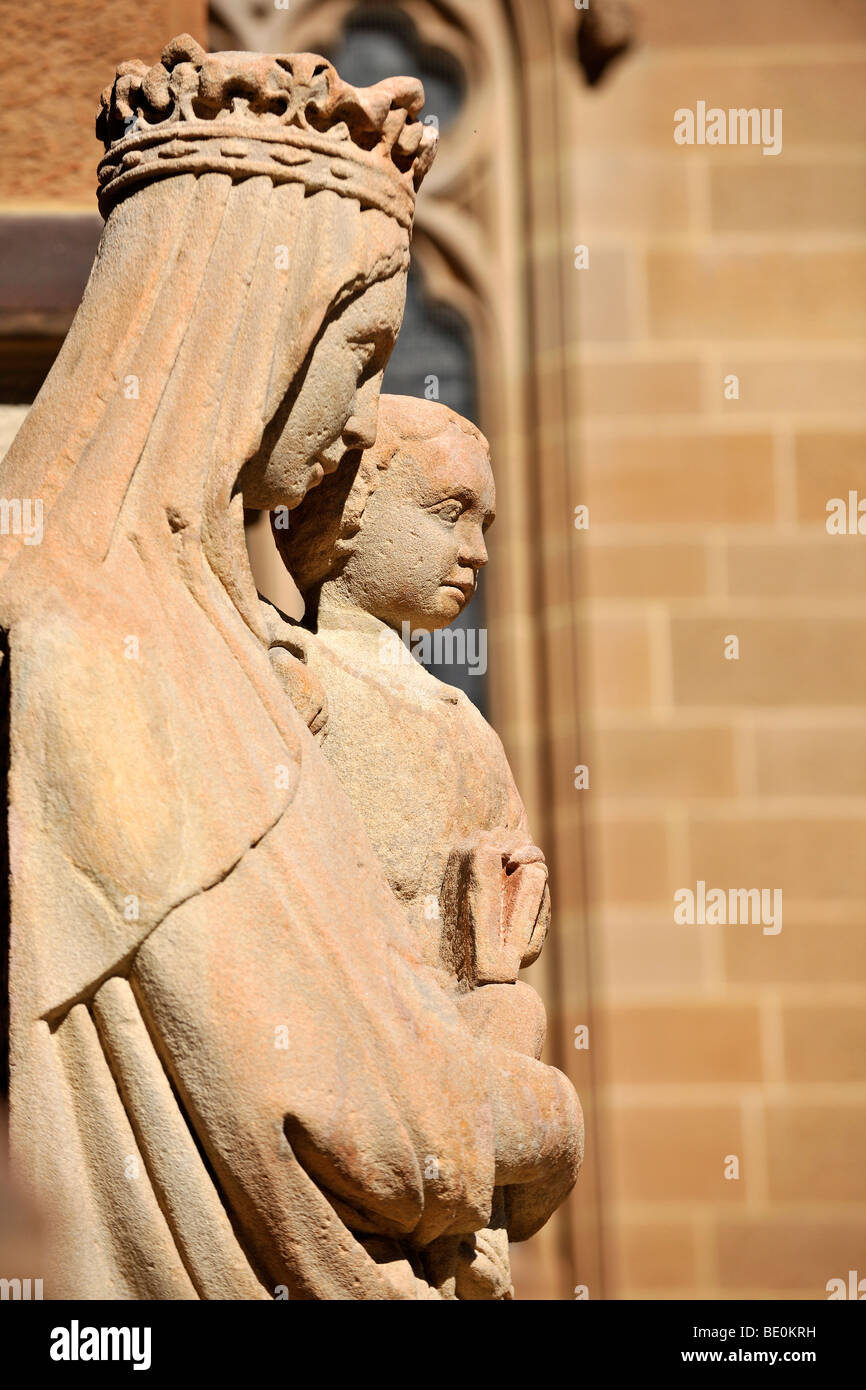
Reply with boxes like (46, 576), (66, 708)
(0, 36), (581, 1299)
(269, 394), (559, 1296)
(270, 395), (551, 998)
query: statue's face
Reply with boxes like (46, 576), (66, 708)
(244, 273), (407, 509)
(342, 425), (495, 631)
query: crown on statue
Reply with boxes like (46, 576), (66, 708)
(96, 34), (438, 226)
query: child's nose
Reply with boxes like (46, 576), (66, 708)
(459, 528), (488, 570)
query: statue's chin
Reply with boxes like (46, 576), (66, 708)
(424, 594), (467, 627)
(411, 612), (461, 632)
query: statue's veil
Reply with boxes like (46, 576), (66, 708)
(0, 170), (408, 630)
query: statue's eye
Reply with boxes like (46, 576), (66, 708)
(431, 500), (462, 524)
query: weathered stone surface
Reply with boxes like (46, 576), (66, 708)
(0, 37), (581, 1299)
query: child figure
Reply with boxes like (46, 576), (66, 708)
(263, 396), (558, 1297)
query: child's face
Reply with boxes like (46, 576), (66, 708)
(341, 424), (495, 631)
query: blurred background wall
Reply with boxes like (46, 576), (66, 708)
(570, 0), (866, 1300)
(0, 0), (864, 1301)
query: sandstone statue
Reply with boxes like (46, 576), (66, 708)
(0, 35), (581, 1300)
(271, 395), (551, 997)
(269, 394), (560, 1295)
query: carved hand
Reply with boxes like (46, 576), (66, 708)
(440, 830), (551, 985)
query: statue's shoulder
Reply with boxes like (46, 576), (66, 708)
(428, 671), (510, 760)
(430, 677), (528, 829)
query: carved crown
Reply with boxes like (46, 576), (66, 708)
(96, 34), (438, 226)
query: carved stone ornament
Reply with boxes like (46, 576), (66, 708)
(96, 34), (437, 226)
(0, 37), (581, 1300)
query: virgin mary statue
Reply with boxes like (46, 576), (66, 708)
(0, 35), (581, 1299)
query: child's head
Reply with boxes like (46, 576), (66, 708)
(273, 394), (494, 631)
